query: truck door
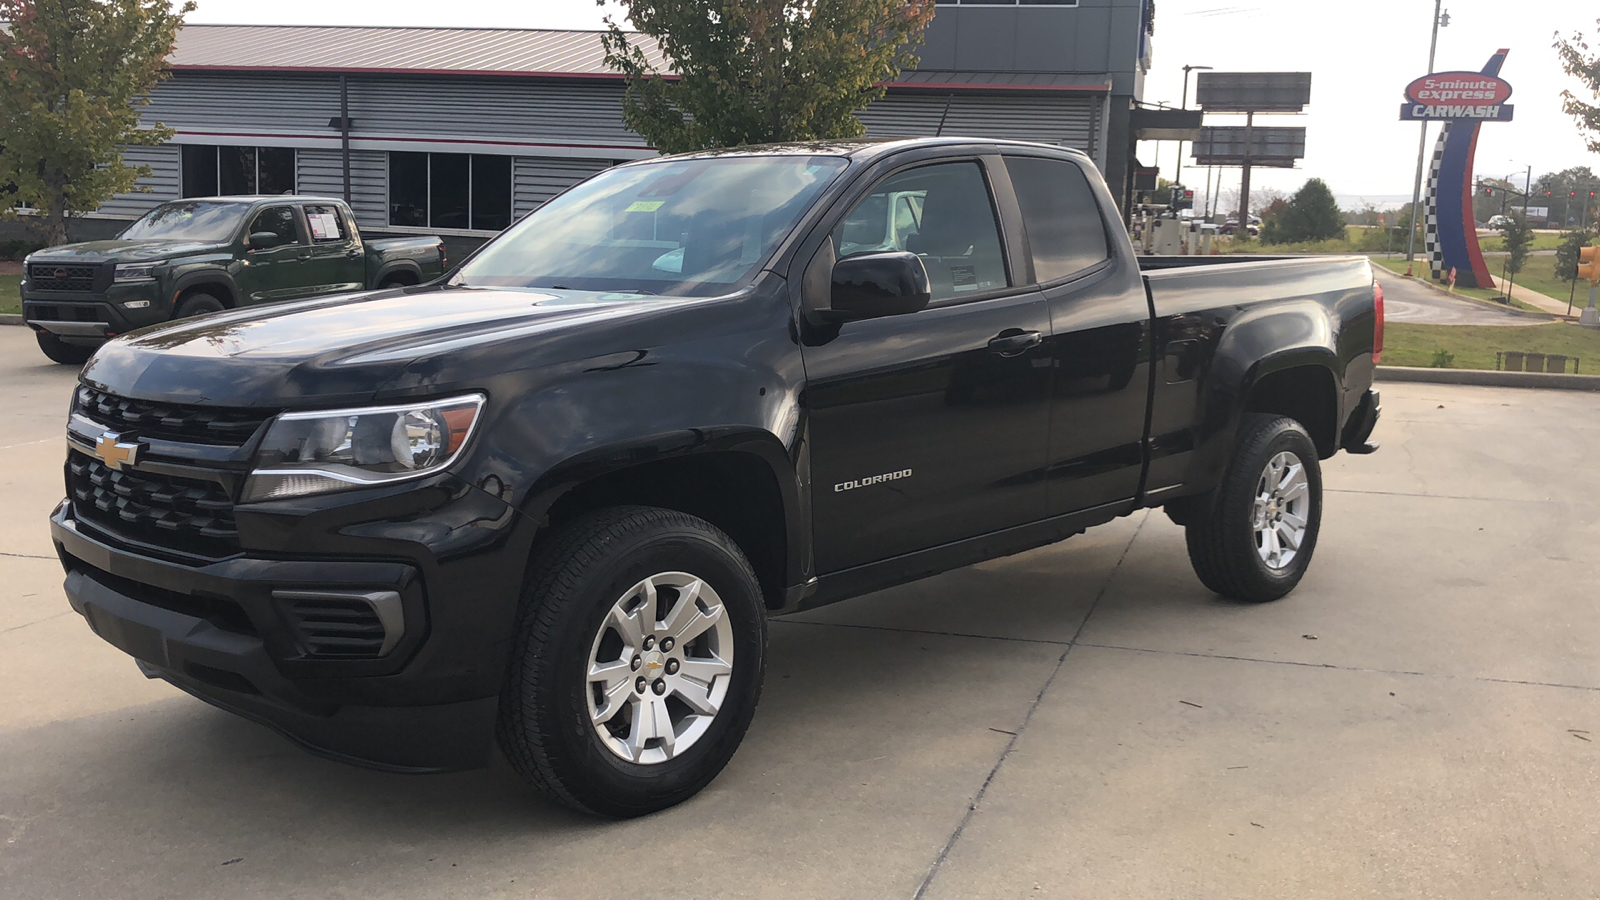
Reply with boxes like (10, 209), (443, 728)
(238, 205), (316, 305)
(803, 159), (1053, 574)
(1000, 155), (1153, 516)
(297, 203), (367, 297)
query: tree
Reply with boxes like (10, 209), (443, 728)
(600, 0), (936, 154)
(1261, 178), (1344, 244)
(0, 0), (193, 246)
(1555, 21), (1600, 155)
(1556, 229), (1590, 283)
(1497, 211), (1534, 295)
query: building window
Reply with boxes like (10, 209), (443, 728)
(388, 152), (513, 232)
(935, 0), (1079, 5)
(181, 145), (295, 198)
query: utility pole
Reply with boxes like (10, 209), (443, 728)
(1239, 111), (1254, 228)
(1177, 65), (1212, 197)
(1405, 0), (1448, 264)
(1524, 165), (1532, 217)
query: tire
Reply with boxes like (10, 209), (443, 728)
(497, 505), (767, 818)
(35, 331), (94, 366)
(1184, 415), (1323, 603)
(174, 292), (226, 319)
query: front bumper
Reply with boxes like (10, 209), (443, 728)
(23, 283), (167, 343)
(51, 499), (509, 772)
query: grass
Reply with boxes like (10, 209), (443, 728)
(1477, 232), (1566, 253)
(1382, 322), (1600, 371)
(1483, 253), (1596, 313)
(0, 275), (19, 316)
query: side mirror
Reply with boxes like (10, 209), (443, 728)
(827, 251), (931, 322)
(248, 232), (285, 251)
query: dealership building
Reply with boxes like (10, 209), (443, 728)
(42, 1), (1157, 246)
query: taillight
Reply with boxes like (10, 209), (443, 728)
(1372, 280), (1385, 363)
(439, 241), (448, 269)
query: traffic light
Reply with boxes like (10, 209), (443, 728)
(1483, 186), (1494, 196)
(1579, 246), (1600, 285)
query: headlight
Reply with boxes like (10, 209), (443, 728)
(242, 394), (486, 503)
(114, 264), (158, 282)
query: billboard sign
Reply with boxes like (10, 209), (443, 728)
(1196, 72), (1312, 112)
(1191, 127), (1307, 168)
(1400, 72), (1515, 121)
(1525, 207), (1549, 221)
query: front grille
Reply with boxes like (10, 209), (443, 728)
(69, 454), (240, 557)
(281, 595), (389, 658)
(27, 303), (106, 323)
(75, 386), (274, 447)
(29, 263), (98, 292)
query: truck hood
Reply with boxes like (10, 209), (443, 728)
(81, 285), (701, 408)
(29, 240), (228, 264)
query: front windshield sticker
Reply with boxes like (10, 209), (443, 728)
(625, 200), (665, 213)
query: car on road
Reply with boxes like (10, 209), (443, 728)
(21, 196), (446, 364)
(1486, 214), (1513, 230)
(48, 138), (1383, 818)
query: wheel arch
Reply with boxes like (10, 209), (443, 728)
(171, 270), (239, 310)
(518, 431), (803, 611)
(375, 259), (423, 287)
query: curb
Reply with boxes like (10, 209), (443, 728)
(0, 314), (23, 327)
(1377, 366), (1600, 391)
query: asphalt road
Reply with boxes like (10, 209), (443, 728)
(1376, 270), (1548, 326)
(4, 326), (1600, 898)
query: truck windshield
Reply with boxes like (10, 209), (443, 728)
(120, 201), (250, 242)
(454, 155), (849, 297)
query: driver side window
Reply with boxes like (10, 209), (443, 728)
(248, 206), (299, 247)
(831, 161), (1008, 302)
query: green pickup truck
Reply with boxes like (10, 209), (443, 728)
(22, 196), (447, 363)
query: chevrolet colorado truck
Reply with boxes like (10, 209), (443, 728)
(50, 139), (1382, 818)
(22, 196), (445, 364)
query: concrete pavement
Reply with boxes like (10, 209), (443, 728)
(4, 327), (1600, 898)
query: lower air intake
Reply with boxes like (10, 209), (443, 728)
(273, 590), (404, 659)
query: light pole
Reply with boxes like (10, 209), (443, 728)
(1405, 1), (1449, 266)
(1176, 64), (1212, 197)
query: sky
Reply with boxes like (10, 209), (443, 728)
(181, 0), (1598, 211)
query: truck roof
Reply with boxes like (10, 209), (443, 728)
(641, 137), (1093, 166)
(162, 195), (347, 205)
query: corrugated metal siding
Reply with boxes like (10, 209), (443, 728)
(140, 73), (646, 150)
(99, 144), (180, 218)
(297, 148), (388, 227)
(513, 157), (612, 217)
(858, 94), (1103, 157)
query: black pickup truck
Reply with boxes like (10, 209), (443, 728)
(22, 196), (445, 364)
(50, 139), (1381, 818)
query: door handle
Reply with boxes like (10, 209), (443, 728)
(346, 248), (361, 258)
(988, 330), (1043, 357)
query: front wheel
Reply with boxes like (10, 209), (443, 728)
(35, 331), (94, 366)
(497, 506), (767, 817)
(1184, 415), (1323, 602)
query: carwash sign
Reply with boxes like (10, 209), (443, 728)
(1400, 71), (1515, 121)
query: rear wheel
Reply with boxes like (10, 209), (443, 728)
(174, 292), (225, 319)
(1184, 415), (1323, 602)
(35, 331), (93, 366)
(497, 505), (766, 818)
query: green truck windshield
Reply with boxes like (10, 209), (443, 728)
(455, 155), (849, 297)
(120, 201), (250, 242)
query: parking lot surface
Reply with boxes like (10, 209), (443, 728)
(1376, 269), (1549, 326)
(2, 324), (1599, 898)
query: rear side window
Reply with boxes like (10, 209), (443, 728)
(1004, 156), (1110, 284)
(303, 204), (349, 243)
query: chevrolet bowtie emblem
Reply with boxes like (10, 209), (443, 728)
(94, 432), (142, 470)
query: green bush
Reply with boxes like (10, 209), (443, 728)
(0, 240), (45, 260)
(1430, 349), (1455, 369)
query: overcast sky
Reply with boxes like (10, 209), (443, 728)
(183, 0), (1597, 209)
